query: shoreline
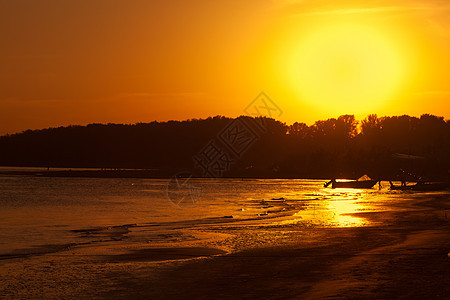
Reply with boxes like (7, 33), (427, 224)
(95, 195), (450, 299)
(101, 201), (450, 299)
(0, 181), (448, 299)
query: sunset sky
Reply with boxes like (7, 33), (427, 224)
(1, 0), (449, 134)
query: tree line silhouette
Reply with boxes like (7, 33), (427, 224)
(0, 114), (448, 179)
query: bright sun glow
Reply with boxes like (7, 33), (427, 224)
(280, 22), (407, 114)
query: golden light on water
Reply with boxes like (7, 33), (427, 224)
(288, 189), (376, 228)
(325, 198), (366, 227)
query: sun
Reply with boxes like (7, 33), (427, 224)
(280, 22), (406, 115)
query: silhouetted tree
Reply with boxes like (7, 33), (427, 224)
(0, 114), (448, 179)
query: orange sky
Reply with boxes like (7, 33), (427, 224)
(1, 0), (449, 135)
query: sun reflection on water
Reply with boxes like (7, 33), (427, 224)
(288, 188), (378, 228)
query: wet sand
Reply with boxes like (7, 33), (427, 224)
(104, 247), (227, 262)
(99, 232), (449, 299)
(94, 195), (450, 299)
(1, 193), (449, 299)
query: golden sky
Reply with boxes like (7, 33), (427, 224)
(1, 0), (449, 134)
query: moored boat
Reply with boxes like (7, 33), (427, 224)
(331, 179), (378, 189)
(390, 181), (449, 191)
(324, 175), (378, 189)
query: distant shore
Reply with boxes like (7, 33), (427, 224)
(2, 169), (449, 183)
(0, 169), (168, 179)
(0, 168), (327, 179)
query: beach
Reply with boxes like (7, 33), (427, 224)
(0, 177), (449, 299)
(2, 0), (450, 298)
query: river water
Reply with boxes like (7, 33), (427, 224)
(2, 175), (446, 258)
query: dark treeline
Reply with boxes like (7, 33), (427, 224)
(0, 114), (449, 179)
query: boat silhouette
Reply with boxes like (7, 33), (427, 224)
(324, 175), (378, 189)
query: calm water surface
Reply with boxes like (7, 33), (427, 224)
(0, 176), (446, 255)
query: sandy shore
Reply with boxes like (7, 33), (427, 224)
(98, 230), (449, 299)
(92, 195), (449, 299)
(1, 193), (449, 299)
